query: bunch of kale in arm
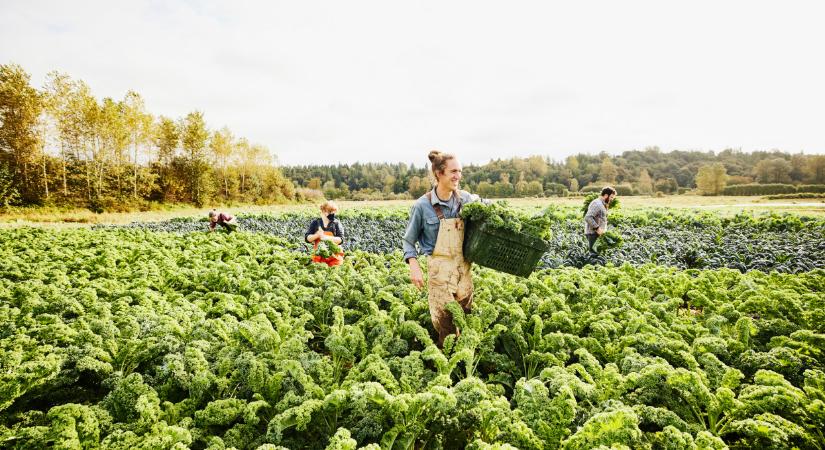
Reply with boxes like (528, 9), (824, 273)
(460, 201), (556, 241)
(581, 193), (621, 216)
(313, 241), (343, 259)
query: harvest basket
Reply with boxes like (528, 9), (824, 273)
(462, 219), (550, 277)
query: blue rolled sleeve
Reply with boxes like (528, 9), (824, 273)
(402, 204), (423, 262)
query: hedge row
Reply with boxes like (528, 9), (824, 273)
(573, 183), (825, 196)
(765, 192), (825, 200)
(722, 183), (825, 196)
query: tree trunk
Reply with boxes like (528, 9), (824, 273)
(61, 141), (68, 196)
(42, 153), (49, 199)
(133, 139), (138, 199)
(223, 162), (228, 199)
(95, 137), (103, 198)
(23, 161), (31, 201)
(85, 159), (92, 201)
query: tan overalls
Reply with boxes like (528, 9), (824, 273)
(426, 191), (474, 347)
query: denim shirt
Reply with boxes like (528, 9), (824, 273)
(402, 188), (481, 262)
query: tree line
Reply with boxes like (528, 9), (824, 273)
(4, 63), (825, 210)
(0, 63), (295, 210)
(284, 149), (825, 199)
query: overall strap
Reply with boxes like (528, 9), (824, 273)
(425, 191), (445, 220)
(320, 217), (336, 233)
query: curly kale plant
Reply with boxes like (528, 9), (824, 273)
(593, 230), (623, 254)
(314, 241), (343, 259)
(461, 201), (554, 241)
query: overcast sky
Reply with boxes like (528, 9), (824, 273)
(2, 0), (824, 166)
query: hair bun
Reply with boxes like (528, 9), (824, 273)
(428, 150), (443, 164)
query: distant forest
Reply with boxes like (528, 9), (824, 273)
(284, 148), (825, 200)
(3, 63), (825, 210)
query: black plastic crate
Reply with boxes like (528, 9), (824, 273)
(463, 219), (550, 277)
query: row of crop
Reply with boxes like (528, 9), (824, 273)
(96, 206), (825, 233)
(2, 229), (824, 448)
(97, 210), (825, 273)
(542, 219), (825, 273)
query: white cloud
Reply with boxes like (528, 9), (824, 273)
(2, 0), (824, 165)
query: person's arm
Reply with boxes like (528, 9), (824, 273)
(403, 204), (425, 289)
(408, 257), (424, 289)
(584, 201), (600, 230)
(209, 221), (216, 231)
(602, 202), (609, 233)
(402, 205), (422, 262)
(595, 202), (607, 235)
(305, 220), (321, 243)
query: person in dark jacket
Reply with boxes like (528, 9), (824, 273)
(305, 201), (345, 265)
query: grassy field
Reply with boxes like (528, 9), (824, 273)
(1, 195), (823, 228)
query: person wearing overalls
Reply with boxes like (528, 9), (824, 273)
(305, 201), (345, 266)
(402, 151), (483, 347)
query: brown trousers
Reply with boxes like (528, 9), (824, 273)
(427, 217), (473, 347)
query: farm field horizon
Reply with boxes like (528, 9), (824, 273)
(1, 195), (824, 228)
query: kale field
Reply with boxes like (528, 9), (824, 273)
(97, 207), (825, 273)
(2, 207), (825, 449)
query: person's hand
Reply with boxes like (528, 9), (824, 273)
(597, 227), (605, 236)
(409, 259), (424, 289)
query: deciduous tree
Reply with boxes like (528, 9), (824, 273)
(695, 163), (728, 195)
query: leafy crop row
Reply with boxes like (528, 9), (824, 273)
(97, 209), (825, 273)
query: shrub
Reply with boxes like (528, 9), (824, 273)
(544, 182), (567, 197)
(614, 184), (636, 196)
(722, 183), (797, 196)
(765, 193), (825, 200)
(797, 184), (825, 194)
